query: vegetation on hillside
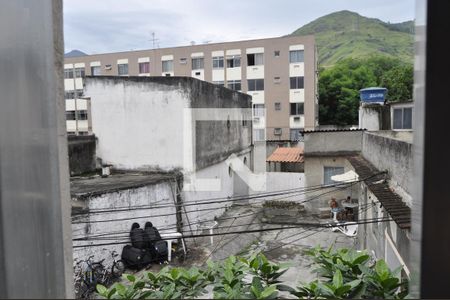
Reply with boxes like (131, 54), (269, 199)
(291, 10), (414, 67)
(319, 56), (413, 125)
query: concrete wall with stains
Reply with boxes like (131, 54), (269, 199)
(68, 135), (97, 176)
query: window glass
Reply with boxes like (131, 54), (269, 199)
(275, 102), (281, 111)
(226, 56), (241, 68)
(248, 79), (264, 91)
(227, 80), (241, 91)
(192, 57), (204, 70)
(324, 166), (345, 185)
(75, 67), (85, 78)
(77, 110), (88, 120)
(64, 69), (73, 79)
(91, 66), (101, 76)
(247, 53), (264, 66)
(290, 103), (304, 115)
(65, 111), (75, 120)
(290, 129), (304, 141)
(212, 56), (224, 69)
(289, 50), (304, 63)
(162, 60), (173, 72)
(403, 107), (413, 129)
(139, 62), (150, 74)
(290, 76), (304, 89)
(118, 64), (128, 75)
(393, 108), (403, 129)
(253, 104), (265, 117)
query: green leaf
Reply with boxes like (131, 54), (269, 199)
(96, 284), (108, 296)
(107, 287), (117, 299)
(335, 285), (352, 297)
(260, 285), (277, 299)
(124, 274), (136, 282)
(333, 269), (343, 288)
(375, 260), (390, 280)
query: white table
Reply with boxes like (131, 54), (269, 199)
(160, 231), (187, 262)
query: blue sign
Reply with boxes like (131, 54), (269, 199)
(359, 87), (387, 103)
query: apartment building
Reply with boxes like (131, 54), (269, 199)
(64, 35), (318, 140)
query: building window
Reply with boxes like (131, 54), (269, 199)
(248, 79), (264, 91)
(212, 56), (224, 69)
(253, 104), (265, 117)
(91, 66), (101, 76)
(275, 102), (281, 111)
(65, 111), (76, 120)
(274, 128), (282, 135)
(393, 107), (413, 130)
(64, 69), (73, 79)
(253, 129), (265, 141)
(213, 81), (224, 87)
(192, 57), (204, 70)
(274, 50), (280, 57)
(290, 76), (304, 89)
(247, 53), (264, 66)
(139, 62), (150, 74)
(227, 80), (241, 91)
(74, 67), (85, 78)
(290, 129), (304, 141)
(77, 110), (88, 120)
(324, 166), (345, 185)
(226, 55), (241, 68)
(162, 60), (174, 72)
(289, 50), (304, 63)
(118, 64), (128, 76)
(290, 103), (304, 115)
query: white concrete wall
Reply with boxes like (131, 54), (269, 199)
(249, 172), (305, 202)
(72, 181), (177, 268)
(85, 80), (189, 170)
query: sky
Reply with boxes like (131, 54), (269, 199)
(63, 0), (415, 54)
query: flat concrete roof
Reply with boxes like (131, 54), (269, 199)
(70, 171), (179, 199)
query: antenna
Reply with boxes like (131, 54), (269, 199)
(149, 32), (159, 49)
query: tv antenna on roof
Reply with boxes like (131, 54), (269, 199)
(149, 32), (159, 49)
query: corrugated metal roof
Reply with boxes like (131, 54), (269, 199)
(347, 155), (411, 230)
(266, 147), (304, 163)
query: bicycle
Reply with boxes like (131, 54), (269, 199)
(73, 255), (97, 298)
(93, 250), (126, 286)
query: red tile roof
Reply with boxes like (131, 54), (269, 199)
(266, 147), (304, 163)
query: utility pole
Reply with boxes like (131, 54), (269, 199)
(150, 32), (159, 49)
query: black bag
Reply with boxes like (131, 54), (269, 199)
(130, 223), (146, 249)
(121, 245), (152, 270)
(144, 222), (167, 261)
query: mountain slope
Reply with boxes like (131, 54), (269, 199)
(65, 49), (87, 58)
(291, 10), (414, 67)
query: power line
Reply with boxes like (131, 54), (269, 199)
(73, 217), (395, 249)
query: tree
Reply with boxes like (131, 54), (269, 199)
(319, 56), (413, 125)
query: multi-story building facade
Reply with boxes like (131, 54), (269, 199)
(64, 35), (318, 140)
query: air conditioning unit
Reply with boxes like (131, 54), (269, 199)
(294, 116), (301, 122)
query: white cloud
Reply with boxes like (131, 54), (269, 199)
(63, 0), (415, 54)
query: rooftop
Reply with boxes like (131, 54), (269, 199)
(347, 155), (411, 230)
(70, 171), (180, 199)
(266, 147), (304, 163)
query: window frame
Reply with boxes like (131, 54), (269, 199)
(290, 103), (304, 115)
(247, 53), (264, 66)
(212, 56), (224, 69)
(117, 63), (129, 76)
(274, 102), (281, 111)
(90, 66), (101, 76)
(289, 50), (304, 63)
(290, 76), (304, 89)
(191, 57), (204, 70)
(162, 60), (174, 72)
(323, 166), (345, 185)
(138, 62), (150, 74)
(392, 106), (413, 130)
(248, 79), (264, 91)
(227, 80), (241, 91)
(226, 56), (241, 68)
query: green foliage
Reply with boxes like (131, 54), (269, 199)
(291, 10), (414, 67)
(96, 249), (408, 299)
(286, 246), (409, 299)
(318, 56), (413, 125)
(97, 253), (287, 299)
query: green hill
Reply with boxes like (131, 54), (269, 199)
(290, 10), (414, 67)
